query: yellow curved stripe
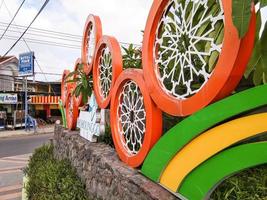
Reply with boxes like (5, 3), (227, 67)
(160, 113), (267, 192)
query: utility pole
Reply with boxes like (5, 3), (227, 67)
(24, 76), (28, 130)
(19, 51), (34, 130)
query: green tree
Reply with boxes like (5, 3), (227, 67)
(122, 44), (142, 69)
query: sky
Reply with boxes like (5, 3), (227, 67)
(0, 0), (153, 81)
(0, 0), (266, 82)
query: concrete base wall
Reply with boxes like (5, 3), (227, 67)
(53, 125), (178, 200)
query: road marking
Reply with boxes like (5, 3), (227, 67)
(0, 184), (22, 193)
(0, 166), (24, 175)
(0, 159), (27, 165)
(0, 169), (21, 175)
(0, 166), (25, 172)
(0, 191), (22, 200)
(2, 157), (29, 162)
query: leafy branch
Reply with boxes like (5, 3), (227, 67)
(65, 63), (93, 104)
(232, 0), (267, 85)
(122, 44), (142, 69)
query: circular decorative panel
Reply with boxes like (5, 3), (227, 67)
(73, 58), (84, 107)
(142, 0), (243, 116)
(110, 69), (162, 167)
(81, 14), (102, 75)
(154, 0), (224, 99)
(66, 92), (79, 130)
(93, 36), (123, 108)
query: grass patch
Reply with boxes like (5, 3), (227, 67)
(211, 165), (267, 200)
(24, 144), (89, 200)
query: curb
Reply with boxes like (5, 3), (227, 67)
(0, 128), (54, 139)
(0, 131), (54, 139)
(22, 175), (28, 200)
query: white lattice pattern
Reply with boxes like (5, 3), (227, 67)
(99, 47), (112, 99)
(117, 80), (146, 155)
(86, 24), (96, 64)
(153, 0), (224, 99)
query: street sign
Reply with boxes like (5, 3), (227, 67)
(18, 52), (34, 76)
(0, 93), (17, 104)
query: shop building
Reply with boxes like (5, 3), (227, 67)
(0, 56), (61, 129)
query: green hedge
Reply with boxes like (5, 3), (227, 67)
(24, 144), (89, 200)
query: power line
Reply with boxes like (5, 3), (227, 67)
(0, 21), (82, 39)
(0, 27), (82, 43)
(0, 0), (25, 41)
(0, 20), (141, 47)
(3, 35), (81, 49)
(2, 0), (58, 96)
(0, 0), (4, 11)
(3, 0), (50, 56)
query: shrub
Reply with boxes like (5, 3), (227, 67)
(211, 165), (267, 200)
(24, 144), (89, 200)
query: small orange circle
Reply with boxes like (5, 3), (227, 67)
(93, 35), (123, 109)
(110, 69), (162, 167)
(81, 14), (103, 75)
(73, 58), (84, 107)
(66, 92), (79, 130)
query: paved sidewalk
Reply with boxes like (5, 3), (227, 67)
(0, 154), (30, 200)
(0, 125), (55, 138)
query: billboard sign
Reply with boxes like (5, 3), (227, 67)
(18, 52), (34, 76)
(0, 93), (18, 104)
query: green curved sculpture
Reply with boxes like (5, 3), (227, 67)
(178, 142), (267, 200)
(141, 85), (267, 181)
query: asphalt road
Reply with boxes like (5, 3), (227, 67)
(0, 133), (53, 158)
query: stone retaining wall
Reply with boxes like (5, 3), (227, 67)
(53, 125), (178, 200)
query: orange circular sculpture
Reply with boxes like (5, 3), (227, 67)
(93, 36), (123, 109)
(61, 69), (70, 106)
(110, 69), (162, 167)
(214, 5), (256, 101)
(81, 14), (103, 75)
(66, 92), (79, 130)
(142, 0), (254, 116)
(73, 58), (84, 107)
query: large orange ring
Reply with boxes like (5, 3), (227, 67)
(214, 5), (256, 100)
(142, 0), (245, 116)
(110, 69), (162, 167)
(93, 36), (123, 109)
(73, 58), (84, 107)
(61, 69), (70, 106)
(81, 14), (102, 75)
(66, 92), (79, 130)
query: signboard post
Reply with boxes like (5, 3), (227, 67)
(18, 52), (34, 130)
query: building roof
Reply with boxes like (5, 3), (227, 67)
(0, 56), (18, 66)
